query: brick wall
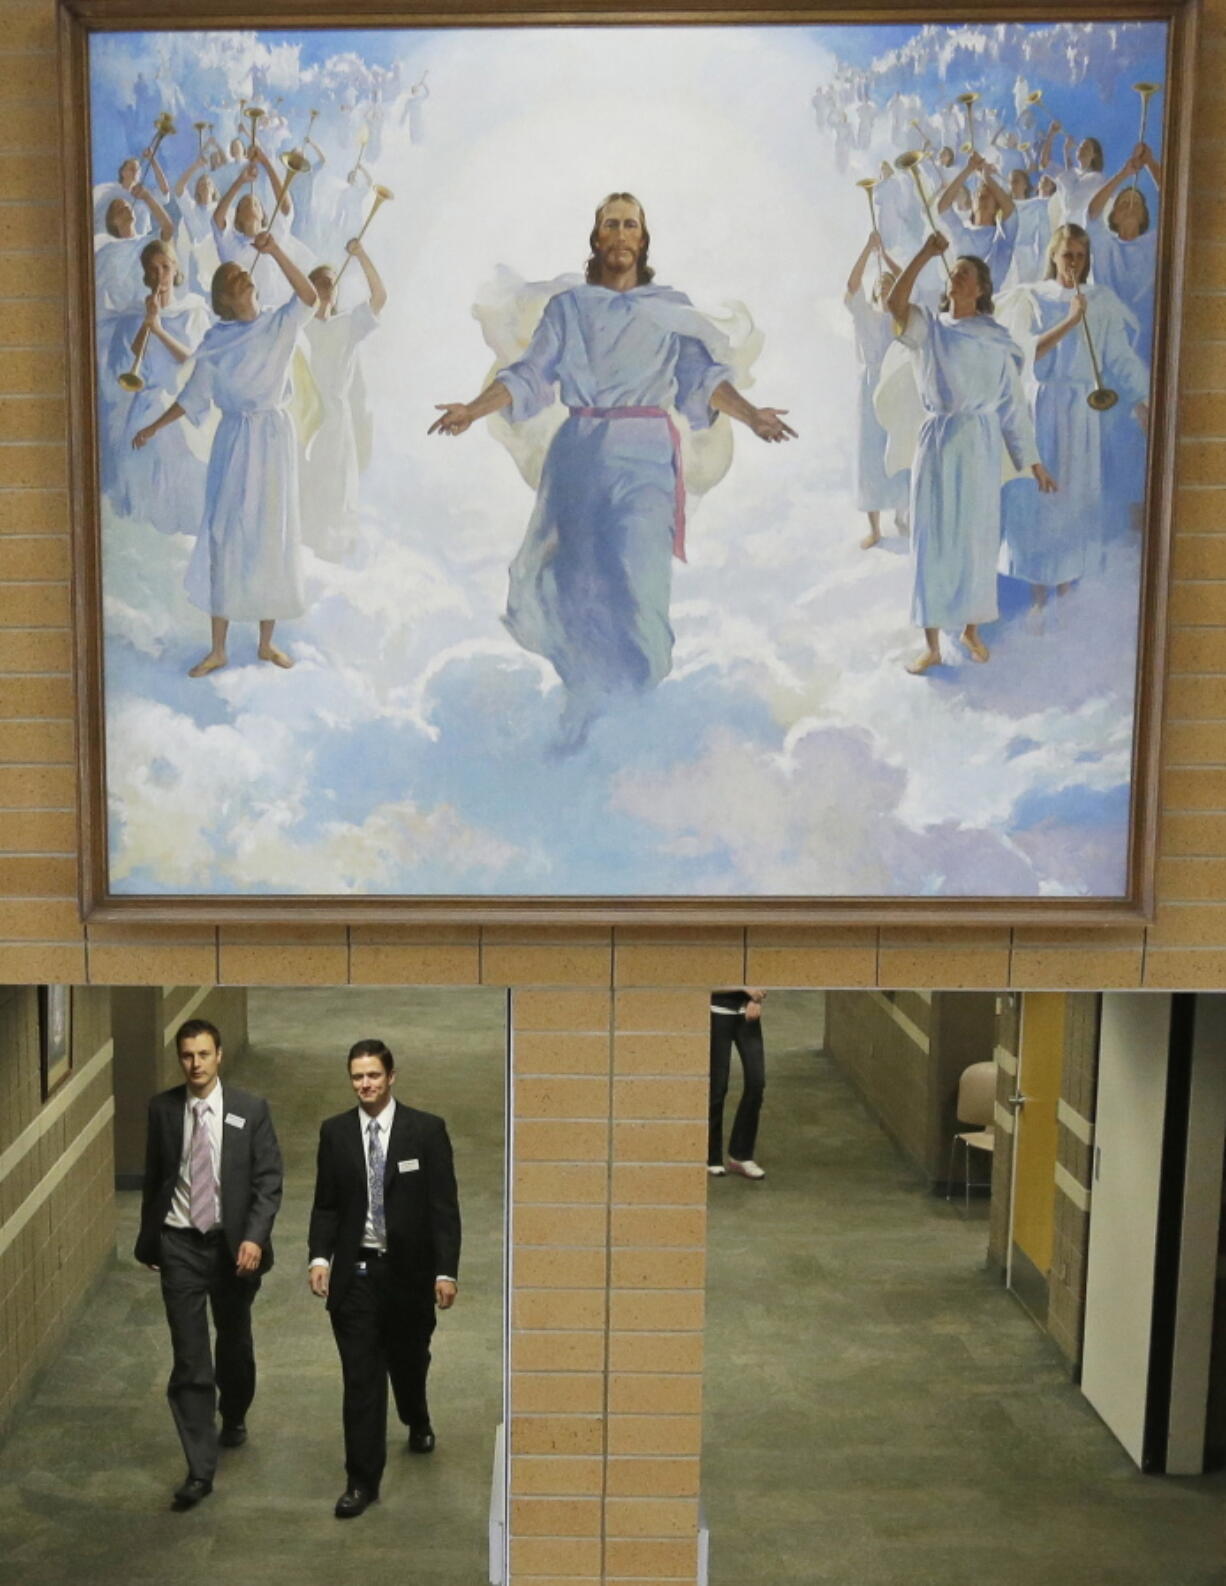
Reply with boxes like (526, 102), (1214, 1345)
(0, 982), (115, 1435)
(2, 0), (1226, 1577)
(826, 990), (996, 1185)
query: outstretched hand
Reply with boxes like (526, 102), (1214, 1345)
(1032, 462), (1058, 494)
(750, 408), (797, 443)
(429, 403), (473, 437)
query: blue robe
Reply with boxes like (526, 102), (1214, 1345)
(497, 283), (733, 703)
(942, 208), (1019, 295)
(178, 295), (314, 621)
(900, 306), (1038, 631)
(1001, 282), (1149, 587)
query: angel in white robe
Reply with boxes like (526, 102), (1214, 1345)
(845, 232), (909, 549)
(299, 240), (385, 560)
(171, 157), (222, 298)
(429, 193), (795, 750)
(92, 147), (167, 238)
(1087, 142), (1161, 352)
(1004, 169), (1052, 286)
(131, 233), (318, 677)
(999, 225), (1150, 612)
(1054, 134), (1107, 225)
(213, 154), (316, 312)
(95, 185), (175, 313)
(104, 239), (209, 538)
(1088, 146), (1162, 525)
(938, 153), (1020, 288)
(886, 233), (1056, 675)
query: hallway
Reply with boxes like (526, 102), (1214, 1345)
(0, 988), (506, 1586)
(702, 992), (1226, 1586)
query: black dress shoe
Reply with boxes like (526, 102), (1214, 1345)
(407, 1423), (435, 1453)
(335, 1486), (377, 1518)
(218, 1422), (247, 1447)
(172, 1476), (213, 1509)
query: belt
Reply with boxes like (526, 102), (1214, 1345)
(567, 405), (688, 563)
(358, 1247), (388, 1260)
(164, 1223), (223, 1241)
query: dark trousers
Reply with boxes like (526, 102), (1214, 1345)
(330, 1257), (436, 1494)
(708, 1012), (766, 1165)
(158, 1226), (260, 1481)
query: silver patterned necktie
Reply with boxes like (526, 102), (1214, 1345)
(189, 1100), (215, 1232)
(367, 1120), (386, 1245)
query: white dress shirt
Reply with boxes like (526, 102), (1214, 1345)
(166, 1083), (223, 1230)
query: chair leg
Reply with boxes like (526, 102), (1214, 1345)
(946, 1134), (958, 1203)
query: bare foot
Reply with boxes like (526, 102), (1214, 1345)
(860, 530), (882, 550)
(188, 651), (227, 678)
(258, 645), (295, 669)
(962, 629), (990, 663)
(893, 511), (910, 537)
(905, 648), (942, 675)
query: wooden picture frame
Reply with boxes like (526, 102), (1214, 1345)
(59, 1), (1198, 925)
(39, 985), (74, 1099)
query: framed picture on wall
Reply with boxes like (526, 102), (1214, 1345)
(59, 0), (1196, 923)
(39, 985), (73, 1099)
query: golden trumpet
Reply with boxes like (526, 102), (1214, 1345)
(334, 184), (394, 286)
(909, 117), (932, 149)
(1025, 89), (1059, 133)
(138, 112), (176, 185)
(245, 104), (264, 170)
(956, 90), (980, 153)
(1074, 290), (1119, 411)
(856, 177), (881, 281)
(1130, 81), (1162, 191)
(117, 316), (154, 392)
(249, 150), (311, 275)
(895, 150), (952, 281)
(346, 125), (371, 184)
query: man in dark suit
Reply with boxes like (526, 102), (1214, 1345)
(135, 1017), (283, 1510)
(308, 1037), (461, 1518)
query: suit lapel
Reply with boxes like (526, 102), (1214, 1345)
(164, 1086), (186, 1170)
(385, 1104), (414, 1190)
(348, 1108), (369, 1212)
(218, 1088), (239, 1210)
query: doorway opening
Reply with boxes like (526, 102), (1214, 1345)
(701, 988), (1226, 1586)
(0, 982), (508, 1586)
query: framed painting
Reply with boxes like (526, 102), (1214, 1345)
(39, 985), (73, 1099)
(59, 0), (1196, 922)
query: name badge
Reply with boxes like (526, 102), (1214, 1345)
(225, 1114), (246, 1130)
(398, 1159), (419, 1173)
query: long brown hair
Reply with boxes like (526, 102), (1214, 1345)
(211, 261), (248, 320)
(939, 254), (994, 315)
(1109, 188), (1151, 237)
(585, 192), (654, 285)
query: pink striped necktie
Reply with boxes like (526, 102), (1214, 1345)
(189, 1100), (216, 1232)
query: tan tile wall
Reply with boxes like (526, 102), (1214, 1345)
(1, 0), (1225, 1577)
(0, 984), (115, 1434)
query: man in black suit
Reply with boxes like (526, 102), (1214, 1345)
(308, 1038), (461, 1518)
(135, 1017), (283, 1510)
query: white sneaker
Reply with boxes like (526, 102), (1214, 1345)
(707, 1164), (727, 1177)
(728, 1158), (766, 1180)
